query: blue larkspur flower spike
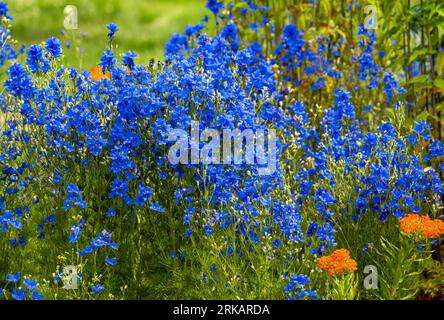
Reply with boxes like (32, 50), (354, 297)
(99, 49), (116, 71)
(122, 51), (137, 69)
(0, 2), (12, 19)
(206, 0), (224, 16)
(5, 63), (35, 99)
(106, 23), (119, 38)
(26, 45), (50, 73)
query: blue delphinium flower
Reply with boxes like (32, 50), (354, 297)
(135, 183), (153, 206)
(63, 183), (88, 210)
(221, 23), (240, 50)
(206, 0), (224, 15)
(105, 256), (117, 266)
(24, 278), (37, 290)
(413, 120), (432, 140)
(170, 251), (177, 259)
(5, 63), (35, 99)
(92, 284), (105, 294)
(204, 224), (214, 237)
(99, 49), (116, 71)
(78, 229), (118, 256)
(45, 37), (62, 58)
(0, 20), (17, 66)
(0, 2), (12, 19)
(425, 140), (444, 161)
(53, 271), (63, 281)
(406, 134), (418, 146)
(12, 288), (26, 300)
(185, 228), (193, 238)
(106, 23), (119, 38)
(272, 239), (282, 248)
(106, 208), (116, 217)
(165, 33), (187, 57)
(6, 272), (21, 283)
(185, 24), (204, 36)
(311, 77), (324, 90)
(31, 290), (44, 300)
(109, 178), (129, 199)
(68, 223), (83, 243)
(26, 44), (50, 73)
(221, 23), (237, 39)
(122, 50), (137, 69)
(284, 274), (317, 300)
(149, 202), (165, 213)
(382, 72), (405, 106)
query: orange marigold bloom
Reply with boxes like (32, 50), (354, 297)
(400, 213), (444, 239)
(90, 65), (111, 81)
(399, 213), (422, 235)
(317, 249), (358, 277)
(421, 217), (444, 238)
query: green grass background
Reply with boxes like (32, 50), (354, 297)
(7, 0), (209, 69)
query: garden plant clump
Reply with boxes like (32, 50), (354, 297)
(0, 0), (443, 300)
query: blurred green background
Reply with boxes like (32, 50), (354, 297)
(7, 0), (209, 69)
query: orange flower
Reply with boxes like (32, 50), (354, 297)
(399, 213), (422, 234)
(90, 65), (111, 81)
(420, 216), (444, 238)
(400, 213), (444, 239)
(317, 249), (358, 277)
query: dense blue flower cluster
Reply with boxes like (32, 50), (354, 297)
(0, 0), (442, 299)
(289, 88), (443, 255)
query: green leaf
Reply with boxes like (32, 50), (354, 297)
(416, 110), (438, 122)
(408, 48), (431, 64)
(434, 78), (444, 90)
(410, 74), (429, 84)
(437, 53), (444, 77)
